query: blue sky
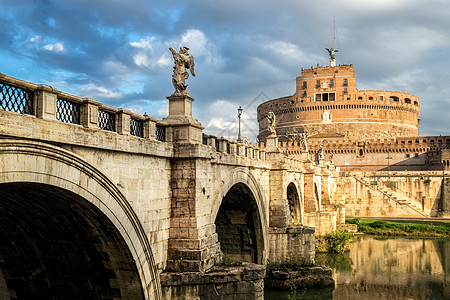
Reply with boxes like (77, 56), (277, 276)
(1, 0), (449, 141)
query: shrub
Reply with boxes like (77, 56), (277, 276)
(325, 229), (354, 253)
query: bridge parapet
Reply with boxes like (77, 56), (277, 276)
(202, 133), (267, 162)
(0, 72), (167, 143)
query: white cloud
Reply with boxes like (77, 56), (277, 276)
(133, 52), (151, 67)
(181, 29), (207, 56)
(80, 83), (122, 99)
(157, 54), (172, 67)
(43, 42), (64, 53)
(28, 35), (42, 43)
(155, 101), (168, 119)
(129, 37), (156, 50)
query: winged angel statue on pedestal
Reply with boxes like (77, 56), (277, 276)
(169, 46), (195, 96)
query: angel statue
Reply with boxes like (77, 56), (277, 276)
(300, 132), (309, 152)
(326, 47), (339, 60)
(266, 112), (276, 136)
(318, 139), (329, 160)
(169, 46), (195, 96)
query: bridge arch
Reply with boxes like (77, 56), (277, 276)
(211, 167), (268, 264)
(0, 139), (160, 299)
(287, 181), (303, 225)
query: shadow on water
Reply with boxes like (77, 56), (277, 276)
(265, 235), (450, 299)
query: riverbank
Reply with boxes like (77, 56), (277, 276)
(346, 217), (450, 237)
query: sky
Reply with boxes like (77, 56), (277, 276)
(1, 0), (449, 142)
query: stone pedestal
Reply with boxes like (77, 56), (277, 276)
(265, 135), (280, 153)
(163, 95), (203, 144)
(300, 151), (310, 161)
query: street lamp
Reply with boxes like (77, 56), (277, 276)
(237, 106), (243, 143)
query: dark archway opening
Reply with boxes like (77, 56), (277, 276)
(287, 183), (302, 225)
(314, 182), (320, 210)
(215, 183), (263, 264)
(0, 182), (144, 299)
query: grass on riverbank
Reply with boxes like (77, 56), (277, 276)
(346, 218), (450, 237)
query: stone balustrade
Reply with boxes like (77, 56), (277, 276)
(0, 72), (167, 142)
(202, 133), (267, 161)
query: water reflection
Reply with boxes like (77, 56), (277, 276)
(266, 236), (450, 299)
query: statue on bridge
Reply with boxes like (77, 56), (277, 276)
(266, 112), (276, 136)
(300, 132), (309, 152)
(169, 46), (195, 96)
(318, 139), (329, 161)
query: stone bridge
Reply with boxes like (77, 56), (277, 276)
(0, 73), (341, 299)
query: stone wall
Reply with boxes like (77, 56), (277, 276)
(160, 264), (265, 300)
(303, 212), (337, 236)
(337, 171), (448, 217)
(267, 226), (315, 264)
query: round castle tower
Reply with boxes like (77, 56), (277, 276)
(257, 63), (420, 143)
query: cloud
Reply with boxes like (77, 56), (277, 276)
(130, 37), (156, 50)
(79, 83), (122, 99)
(42, 42), (65, 53)
(1, 0), (449, 137)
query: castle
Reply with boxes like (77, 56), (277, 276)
(257, 52), (449, 217)
(257, 58), (449, 172)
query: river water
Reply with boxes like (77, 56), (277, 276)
(265, 235), (450, 299)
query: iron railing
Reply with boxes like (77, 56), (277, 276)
(156, 124), (166, 142)
(98, 109), (116, 132)
(130, 117), (144, 137)
(0, 83), (33, 115)
(56, 98), (80, 124)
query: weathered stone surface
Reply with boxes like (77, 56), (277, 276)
(160, 264), (265, 300)
(265, 266), (335, 289)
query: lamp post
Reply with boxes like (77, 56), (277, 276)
(237, 106), (243, 143)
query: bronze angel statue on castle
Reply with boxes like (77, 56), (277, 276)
(169, 46), (195, 96)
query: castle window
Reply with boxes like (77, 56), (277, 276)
(316, 80), (320, 88)
(302, 91), (307, 97)
(343, 79), (348, 86)
(315, 92), (335, 102)
(330, 79), (334, 87)
(358, 96), (363, 100)
(370, 113), (374, 116)
(344, 88), (348, 94)
(380, 95), (384, 101)
(303, 81), (307, 89)
(414, 101), (418, 105)
(389, 96), (399, 102)
(369, 96), (373, 100)
(404, 98), (411, 104)
(315, 94), (322, 101)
